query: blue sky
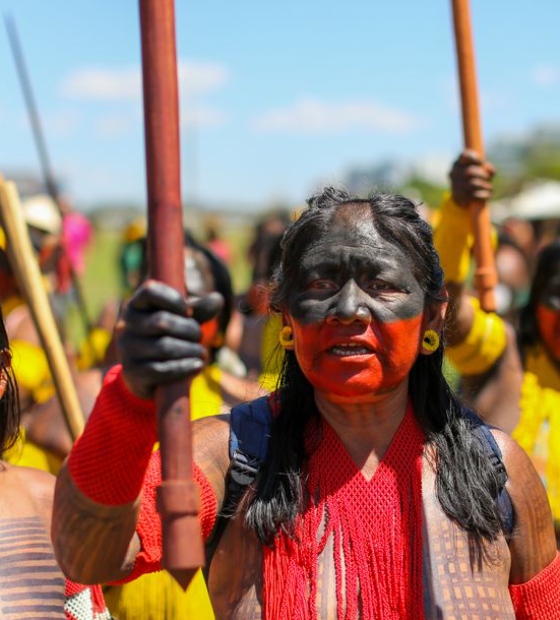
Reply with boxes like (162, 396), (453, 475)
(0, 0), (559, 210)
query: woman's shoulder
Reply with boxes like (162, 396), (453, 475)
(491, 430), (557, 584)
(193, 414), (232, 483)
(0, 462), (55, 524)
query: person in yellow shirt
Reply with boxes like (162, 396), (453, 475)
(0, 196), (70, 474)
(435, 150), (560, 541)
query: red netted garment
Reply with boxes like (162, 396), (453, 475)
(263, 403), (425, 620)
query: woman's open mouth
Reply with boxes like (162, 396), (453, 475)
(329, 343), (374, 357)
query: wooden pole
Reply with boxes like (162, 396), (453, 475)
(0, 179), (84, 440)
(138, 0), (204, 587)
(451, 0), (497, 312)
(4, 14), (96, 344)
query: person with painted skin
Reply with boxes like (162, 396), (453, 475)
(0, 310), (110, 619)
(53, 189), (558, 620)
(435, 150), (560, 536)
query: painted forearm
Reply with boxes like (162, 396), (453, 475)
(53, 365), (156, 584)
(52, 465), (141, 585)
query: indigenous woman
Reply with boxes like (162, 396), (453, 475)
(53, 189), (559, 619)
(434, 151), (560, 540)
(0, 305), (108, 619)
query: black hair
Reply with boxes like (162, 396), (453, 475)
(518, 239), (560, 354)
(0, 311), (20, 458)
(245, 187), (507, 547)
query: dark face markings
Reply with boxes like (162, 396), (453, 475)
(284, 219), (427, 397)
(285, 219), (425, 325)
(0, 517), (65, 619)
(539, 272), (560, 311)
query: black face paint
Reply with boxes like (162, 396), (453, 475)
(283, 217), (427, 397)
(539, 272), (560, 312)
(285, 218), (425, 325)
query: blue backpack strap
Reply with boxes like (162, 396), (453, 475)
(229, 395), (273, 485)
(463, 409), (515, 537)
(204, 396), (273, 575)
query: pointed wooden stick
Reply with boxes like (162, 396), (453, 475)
(4, 14), (95, 344)
(138, 0), (204, 587)
(451, 0), (498, 312)
(0, 179), (84, 440)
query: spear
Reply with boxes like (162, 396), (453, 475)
(4, 13), (95, 342)
(0, 177), (84, 440)
(451, 0), (497, 312)
(138, 0), (204, 586)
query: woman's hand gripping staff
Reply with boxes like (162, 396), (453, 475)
(118, 281), (223, 400)
(52, 281), (222, 585)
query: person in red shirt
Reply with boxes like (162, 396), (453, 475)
(54, 189), (559, 619)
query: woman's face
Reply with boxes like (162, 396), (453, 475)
(185, 249), (220, 348)
(283, 212), (427, 399)
(536, 271), (560, 361)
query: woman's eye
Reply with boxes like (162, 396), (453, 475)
(366, 280), (392, 291)
(308, 279), (336, 291)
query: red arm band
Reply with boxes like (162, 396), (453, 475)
(509, 552), (560, 619)
(120, 449), (217, 583)
(68, 365), (157, 505)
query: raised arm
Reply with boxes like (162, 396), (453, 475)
(52, 280), (227, 585)
(434, 149), (495, 345)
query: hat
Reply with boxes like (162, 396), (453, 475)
(21, 195), (62, 234)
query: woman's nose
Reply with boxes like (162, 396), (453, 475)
(326, 281), (371, 325)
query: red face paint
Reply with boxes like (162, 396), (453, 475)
(537, 304), (560, 360)
(200, 317), (220, 348)
(290, 314), (424, 397)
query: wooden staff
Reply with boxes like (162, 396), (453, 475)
(451, 0), (497, 312)
(138, 0), (204, 587)
(4, 14), (95, 347)
(0, 179), (84, 440)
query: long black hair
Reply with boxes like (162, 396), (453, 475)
(0, 311), (20, 458)
(518, 240), (560, 354)
(245, 187), (507, 547)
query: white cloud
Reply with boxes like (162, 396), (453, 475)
(181, 107), (227, 130)
(177, 62), (229, 96)
(45, 110), (81, 136)
(95, 114), (136, 137)
(61, 60), (229, 101)
(533, 65), (560, 87)
(252, 98), (421, 135)
(18, 110), (80, 137)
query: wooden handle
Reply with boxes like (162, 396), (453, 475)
(138, 0), (204, 587)
(451, 0), (497, 311)
(0, 180), (84, 440)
